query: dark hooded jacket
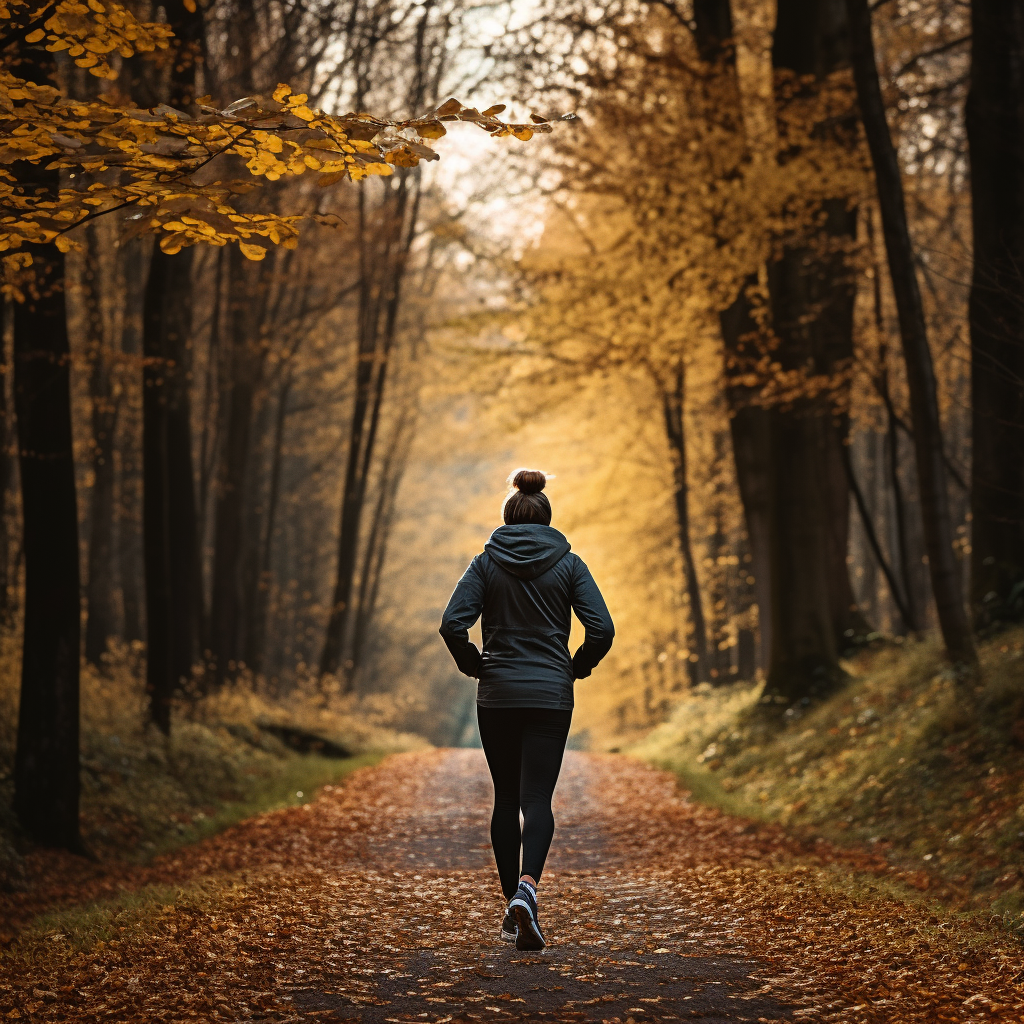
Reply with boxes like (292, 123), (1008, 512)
(439, 524), (615, 710)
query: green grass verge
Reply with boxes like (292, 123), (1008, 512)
(141, 749), (383, 859)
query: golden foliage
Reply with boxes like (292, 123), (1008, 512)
(1, 2), (571, 264)
(1, 0), (172, 79)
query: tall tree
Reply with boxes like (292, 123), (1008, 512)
(10, 47), (82, 851)
(209, 244), (271, 683)
(965, 0), (1024, 625)
(83, 223), (121, 667)
(760, 0), (869, 702)
(0, 298), (15, 628)
(142, 0), (207, 729)
(661, 361), (710, 685)
(844, 0), (977, 670)
(705, 0), (866, 698)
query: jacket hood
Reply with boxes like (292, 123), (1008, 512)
(484, 524), (571, 581)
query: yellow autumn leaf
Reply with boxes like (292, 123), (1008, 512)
(238, 242), (267, 261)
(317, 170), (348, 187)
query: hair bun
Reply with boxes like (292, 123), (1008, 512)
(511, 469), (546, 494)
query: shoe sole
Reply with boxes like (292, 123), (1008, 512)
(500, 926), (516, 943)
(511, 903), (545, 951)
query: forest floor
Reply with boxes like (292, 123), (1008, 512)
(2, 748), (1023, 1023)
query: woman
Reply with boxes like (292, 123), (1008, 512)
(439, 469), (614, 951)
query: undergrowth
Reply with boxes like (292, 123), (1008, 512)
(0, 633), (426, 884)
(629, 625), (1024, 934)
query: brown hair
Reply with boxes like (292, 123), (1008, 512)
(502, 469), (552, 526)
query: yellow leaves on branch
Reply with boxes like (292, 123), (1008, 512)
(0, 24), (571, 261)
(2, 0), (172, 79)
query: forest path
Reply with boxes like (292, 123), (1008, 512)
(2, 749), (1021, 1023)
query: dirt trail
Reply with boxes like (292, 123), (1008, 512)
(1, 749), (1021, 1022)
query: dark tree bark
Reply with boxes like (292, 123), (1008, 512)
(247, 367), (292, 674)
(141, 0), (206, 728)
(0, 299), (15, 627)
(721, 290), (774, 671)
(143, 247), (204, 729)
(773, 0), (849, 75)
(10, 51), (82, 846)
(965, 0), (1024, 625)
(119, 244), (146, 645)
(661, 363), (709, 685)
(845, 0), (977, 670)
(708, 0), (865, 691)
(693, 0), (734, 61)
(210, 245), (263, 683)
(83, 226), (120, 667)
(763, 401), (844, 700)
(12, 250), (81, 849)
(753, 0), (867, 701)
(866, 211), (921, 632)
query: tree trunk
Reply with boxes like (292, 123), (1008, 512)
(11, 119), (82, 848)
(119, 243), (145, 645)
(661, 364), (709, 685)
(764, 405), (844, 700)
(210, 246), (266, 683)
(721, 288), (774, 672)
(143, 246), (204, 729)
(965, 0), (1024, 625)
(753, 0), (868, 701)
(247, 368), (291, 674)
(83, 225), (120, 667)
(0, 298), (15, 628)
(845, 0), (977, 670)
(141, 0), (207, 726)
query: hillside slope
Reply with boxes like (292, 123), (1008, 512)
(630, 627), (1024, 935)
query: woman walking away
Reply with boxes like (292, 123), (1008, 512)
(439, 469), (614, 951)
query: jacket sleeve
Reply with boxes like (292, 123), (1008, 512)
(439, 556), (485, 678)
(569, 556), (615, 679)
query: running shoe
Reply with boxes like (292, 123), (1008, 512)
(500, 908), (517, 943)
(508, 881), (545, 951)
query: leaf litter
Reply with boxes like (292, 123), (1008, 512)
(1, 749), (1021, 1022)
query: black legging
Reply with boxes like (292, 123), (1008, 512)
(477, 705), (573, 901)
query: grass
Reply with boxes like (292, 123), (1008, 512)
(0, 634), (427, 883)
(629, 624), (1024, 935)
(140, 749), (383, 858)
